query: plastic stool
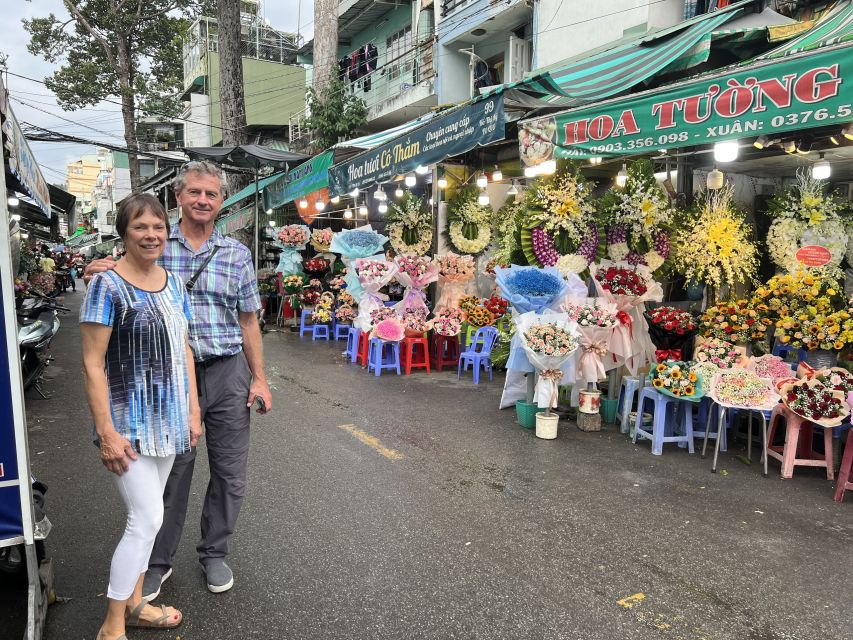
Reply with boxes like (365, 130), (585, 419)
(312, 324), (330, 341)
(685, 397), (728, 452)
(430, 334), (460, 371)
(616, 376), (641, 434)
(367, 338), (401, 376)
(334, 323), (351, 340)
(345, 327), (361, 362)
(766, 404), (834, 480)
(632, 387), (694, 455)
(401, 336), (430, 375)
(356, 331), (370, 367)
(299, 309), (314, 337)
(772, 341), (808, 364)
(833, 438), (853, 502)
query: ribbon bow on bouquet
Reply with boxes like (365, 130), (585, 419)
(515, 310), (581, 409)
(561, 297), (619, 390)
(654, 348), (683, 363)
(539, 369), (565, 410)
(393, 255), (439, 317)
(352, 257), (399, 332)
(273, 224), (311, 276)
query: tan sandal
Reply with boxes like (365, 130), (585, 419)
(126, 600), (182, 629)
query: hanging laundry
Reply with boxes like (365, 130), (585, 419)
(348, 51), (360, 82)
(338, 57), (349, 82)
(362, 43), (378, 92)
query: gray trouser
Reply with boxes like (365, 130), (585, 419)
(149, 351), (252, 567)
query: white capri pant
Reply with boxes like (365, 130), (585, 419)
(108, 454), (175, 600)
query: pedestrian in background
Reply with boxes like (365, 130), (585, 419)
(84, 161), (272, 599)
(80, 194), (201, 640)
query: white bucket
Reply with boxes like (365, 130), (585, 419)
(535, 412), (559, 439)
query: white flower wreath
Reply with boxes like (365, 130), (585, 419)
(768, 217), (847, 271)
(387, 194), (434, 256)
(389, 223), (433, 256)
(447, 197), (493, 255)
(449, 222), (491, 254)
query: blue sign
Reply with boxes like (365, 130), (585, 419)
(0, 285), (23, 542)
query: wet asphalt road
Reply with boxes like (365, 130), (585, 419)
(3, 286), (853, 640)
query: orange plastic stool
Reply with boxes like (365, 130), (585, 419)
(401, 337), (430, 375)
(766, 404), (834, 480)
(355, 331), (370, 367)
(430, 334), (459, 371)
(834, 439), (853, 502)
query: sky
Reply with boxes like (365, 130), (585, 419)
(2, 0), (313, 188)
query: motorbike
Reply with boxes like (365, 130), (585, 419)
(0, 477), (50, 585)
(54, 268), (73, 294)
(16, 288), (68, 399)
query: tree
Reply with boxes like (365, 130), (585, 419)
(24, 1), (204, 189)
(313, 0), (338, 100)
(216, 0), (249, 196)
(304, 73), (368, 150)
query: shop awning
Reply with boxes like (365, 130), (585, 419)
(327, 94), (506, 196)
(66, 232), (100, 248)
(756, 0), (853, 58)
(518, 38), (853, 162)
(332, 113), (438, 152)
(214, 204), (254, 236)
(264, 150), (334, 210)
(221, 171), (286, 209)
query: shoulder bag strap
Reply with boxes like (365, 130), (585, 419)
(185, 245), (221, 291)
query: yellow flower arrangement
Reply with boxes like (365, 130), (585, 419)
(699, 299), (766, 344)
(750, 267), (842, 322)
(465, 306), (496, 328)
(775, 306), (853, 352)
(458, 295), (481, 314)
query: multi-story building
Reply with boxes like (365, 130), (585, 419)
(65, 150), (108, 220)
(180, 0), (306, 147)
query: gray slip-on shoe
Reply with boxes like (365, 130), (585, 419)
(141, 566), (172, 603)
(201, 559), (234, 593)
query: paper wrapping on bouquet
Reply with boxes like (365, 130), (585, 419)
(745, 355), (795, 386)
(644, 312), (698, 366)
(394, 262), (439, 316)
(273, 224), (310, 276)
(779, 379), (850, 427)
(650, 365), (706, 403)
(353, 258), (399, 331)
(590, 260), (661, 375)
(315, 251), (337, 270)
(330, 224), (389, 301)
(515, 311), (580, 409)
(435, 273), (475, 310)
(708, 372), (779, 412)
(494, 265), (587, 315)
(575, 327), (612, 388)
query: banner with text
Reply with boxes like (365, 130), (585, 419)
(328, 95), (505, 196)
(265, 150), (333, 210)
(518, 45), (853, 163)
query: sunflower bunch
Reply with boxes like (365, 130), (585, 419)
(458, 295), (481, 314)
(649, 361), (701, 400)
(750, 267), (842, 322)
(465, 305), (496, 328)
(774, 307), (853, 351)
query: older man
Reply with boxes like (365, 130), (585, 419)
(85, 161), (272, 596)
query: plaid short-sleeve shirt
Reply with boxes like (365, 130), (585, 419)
(160, 222), (260, 361)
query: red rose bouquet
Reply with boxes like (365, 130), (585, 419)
(484, 294), (509, 319)
(594, 266), (648, 297)
(303, 258), (330, 274)
(780, 378), (849, 426)
(644, 306), (698, 363)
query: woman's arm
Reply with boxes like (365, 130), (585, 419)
(80, 323), (137, 474)
(186, 341), (202, 447)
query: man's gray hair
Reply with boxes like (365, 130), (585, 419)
(174, 160), (227, 195)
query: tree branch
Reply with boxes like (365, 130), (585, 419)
(62, 0), (117, 68)
(139, 1), (181, 22)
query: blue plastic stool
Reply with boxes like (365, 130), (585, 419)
(632, 387), (695, 455)
(367, 338), (401, 376)
(334, 323), (351, 340)
(299, 309), (314, 337)
(312, 323), (330, 341)
(345, 327), (361, 363)
(616, 376), (642, 434)
(681, 397), (728, 451)
(772, 341), (807, 364)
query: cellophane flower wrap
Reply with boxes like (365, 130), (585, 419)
(709, 369), (779, 411)
(649, 361), (704, 402)
(372, 317), (406, 342)
(393, 255), (439, 317)
(591, 260), (662, 375)
(353, 258), (398, 331)
(435, 253), (476, 310)
(746, 355), (796, 388)
(780, 377), (850, 427)
(694, 338), (743, 369)
(310, 227), (337, 269)
(645, 306), (698, 363)
(562, 298), (618, 386)
(516, 311), (581, 409)
(274, 224), (310, 275)
(329, 224), (388, 299)
(402, 308), (429, 336)
(369, 306), (397, 328)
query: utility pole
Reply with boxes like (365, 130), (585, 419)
(313, 0), (339, 101)
(217, 0), (249, 195)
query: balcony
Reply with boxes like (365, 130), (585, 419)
(438, 0), (531, 45)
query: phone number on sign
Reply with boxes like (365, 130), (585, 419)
(588, 132), (690, 154)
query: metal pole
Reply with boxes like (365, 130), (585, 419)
(253, 166), (259, 276)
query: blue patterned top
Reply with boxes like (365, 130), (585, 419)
(80, 270), (193, 456)
(159, 223), (260, 361)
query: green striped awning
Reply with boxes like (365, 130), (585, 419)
(221, 171), (286, 210)
(757, 0), (853, 59)
(333, 112), (438, 151)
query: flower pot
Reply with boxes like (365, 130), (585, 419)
(578, 390), (601, 414)
(805, 349), (837, 370)
(515, 400), (538, 430)
(535, 412), (559, 439)
(600, 398), (618, 424)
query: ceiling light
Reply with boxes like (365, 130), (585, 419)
(830, 134), (841, 146)
(405, 174), (416, 187)
(478, 190), (490, 206)
(378, 202), (388, 214)
(492, 167), (503, 182)
(315, 201), (325, 211)
(7, 196), (19, 207)
(330, 195), (340, 204)
(811, 153), (831, 180)
(539, 159), (557, 175)
(507, 182), (519, 196)
(374, 186), (387, 201)
(476, 173), (488, 188)
(615, 163), (628, 188)
(358, 204), (368, 216)
(268, 220), (276, 227)
(524, 165), (538, 178)
(707, 168), (724, 190)
(299, 198), (309, 209)
(429, 198), (434, 206)
(343, 208), (353, 219)
(11, 214), (21, 221)
(753, 135), (772, 150)
(713, 140), (739, 162)
(20, 232), (28, 239)
(588, 157), (602, 165)
(265, 207), (273, 214)
(415, 165), (430, 175)
(395, 187), (404, 198)
(843, 123), (853, 141)
(782, 140), (797, 154)
(437, 176), (447, 189)
(349, 188), (359, 197)
(796, 139), (813, 155)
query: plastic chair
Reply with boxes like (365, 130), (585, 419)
(632, 387), (694, 455)
(401, 336), (430, 374)
(431, 334), (460, 371)
(334, 323), (351, 340)
(356, 331), (370, 367)
(367, 338), (401, 376)
(457, 326), (498, 384)
(616, 376), (641, 435)
(345, 327), (361, 362)
(312, 324), (330, 341)
(772, 341), (808, 364)
(766, 404), (834, 480)
(833, 437), (853, 502)
(299, 309), (314, 337)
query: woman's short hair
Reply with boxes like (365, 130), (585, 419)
(115, 193), (169, 239)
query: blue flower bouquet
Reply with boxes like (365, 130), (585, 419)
(330, 225), (388, 299)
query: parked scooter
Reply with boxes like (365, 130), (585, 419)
(0, 477), (50, 585)
(16, 288), (68, 399)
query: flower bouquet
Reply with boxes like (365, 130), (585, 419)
(746, 355), (796, 388)
(337, 291), (355, 307)
(335, 305), (356, 325)
(465, 305), (496, 328)
(401, 308), (429, 337)
(274, 224), (310, 275)
(458, 295), (481, 314)
(689, 361), (721, 395)
(388, 192), (433, 256)
(709, 369), (779, 411)
(372, 316), (406, 342)
(327, 274), (347, 291)
(516, 312), (581, 410)
(644, 306), (698, 363)
(429, 309), (463, 337)
(393, 255), (439, 317)
(28, 271), (55, 294)
(311, 306), (333, 325)
(353, 257), (399, 331)
(311, 228), (335, 253)
(649, 361), (704, 402)
(369, 306), (398, 328)
(780, 378), (850, 427)
(329, 224), (389, 299)
(592, 260), (662, 374)
(812, 368), (853, 394)
(298, 288), (320, 308)
(774, 306), (853, 352)
(484, 294), (509, 319)
(303, 257), (330, 274)
(694, 338), (743, 369)
(699, 299), (766, 346)
(435, 253), (476, 310)
(562, 299), (618, 387)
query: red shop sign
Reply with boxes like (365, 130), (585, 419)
(796, 245), (832, 267)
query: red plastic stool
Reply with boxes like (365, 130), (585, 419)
(834, 438), (853, 502)
(766, 404), (834, 480)
(401, 336), (430, 375)
(430, 334), (459, 371)
(355, 331), (370, 367)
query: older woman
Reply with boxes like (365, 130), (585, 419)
(80, 194), (201, 640)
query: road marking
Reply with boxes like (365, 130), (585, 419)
(337, 424), (403, 460)
(616, 593), (646, 609)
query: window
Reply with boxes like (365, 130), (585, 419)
(385, 26), (413, 82)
